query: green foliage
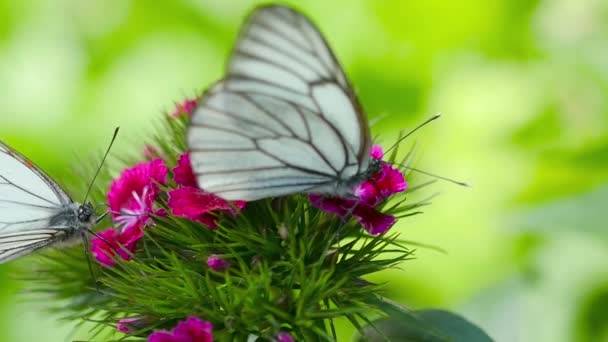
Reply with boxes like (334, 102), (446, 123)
(16, 112), (459, 341)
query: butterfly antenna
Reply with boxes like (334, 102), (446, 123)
(83, 127), (120, 204)
(384, 114), (441, 156)
(399, 165), (471, 187)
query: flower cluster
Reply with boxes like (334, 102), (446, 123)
(309, 145), (406, 235)
(92, 99), (409, 340)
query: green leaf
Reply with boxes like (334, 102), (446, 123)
(356, 297), (493, 342)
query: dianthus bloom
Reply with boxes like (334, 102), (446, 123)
(108, 158), (168, 229)
(206, 254), (231, 271)
(148, 317), (213, 342)
(168, 153), (246, 228)
(92, 159), (168, 266)
(309, 145), (406, 235)
(171, 98), (198, 118)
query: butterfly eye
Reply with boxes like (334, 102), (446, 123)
(77, 205), (93, 222)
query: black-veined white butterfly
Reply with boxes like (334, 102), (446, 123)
(0, 131), (117, 263)
(187, 4), (384, 201)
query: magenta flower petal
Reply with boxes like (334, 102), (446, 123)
(352, 204), (397, 235)
(356, 163), (406, 206)
(90, 227), (138, 267)
(308, 195), (397, 235)
(308, 194), (356, 217)
(171, 98), (198, 118)
(370, 144), (384, 159)
(168, 187), (246, 228)
(173, 153), (197, 187)
(108, 158), (167, 230)
(148, 332), (180, 342)
(207, 255), (231, 271)
(173, 317), (213, 341)
(108, 158), (168, 212)
(148, 317), (213, 342)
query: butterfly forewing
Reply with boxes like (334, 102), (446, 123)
(0, 142), (81, 263)
(188, 5), (372, 201)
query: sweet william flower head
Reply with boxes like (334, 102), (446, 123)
(355, 163), (407, 207)
(309, 145), (406, 235)
(108, 158), (168, 230)
(148, 316), (213, 342)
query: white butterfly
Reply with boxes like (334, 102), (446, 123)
(0, 141), (99, 263)
(187, 4), (381, 201)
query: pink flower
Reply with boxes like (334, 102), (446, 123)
(171, 98), (198, 118)
(173, 153), (197, 187)
(370, 145), (384, 159)
(148, 317), (213, 342)
(308, 196), (396, 235)
(277, 332), (295, 342)
(355, 163), (406, 207)
(108, 158), (168, 230)
(206, 254), (230, 271)
(168, 187), (246, 228)
(309, 145), (406, 235)
(90, 227), (139, 267)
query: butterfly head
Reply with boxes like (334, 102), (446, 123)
(77, 203), (96, 224)
(367, 158), (382, 177)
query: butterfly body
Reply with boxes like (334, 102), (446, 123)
(0, 141), (97, 262)
(188, 5), (378, 201)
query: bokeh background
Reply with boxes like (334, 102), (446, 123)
(0, 0), (606, 341)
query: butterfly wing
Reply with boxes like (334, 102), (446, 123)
(0, 141), (76, 262)
(188, 5), (371, 201)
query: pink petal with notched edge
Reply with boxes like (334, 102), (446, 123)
(173, 153), (197, 187)
(352, 204), (397, 235)
(168, 187), (246, 228)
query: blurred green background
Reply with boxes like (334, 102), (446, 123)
(0, 0), (606, 341)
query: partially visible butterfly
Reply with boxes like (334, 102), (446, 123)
(187, 4), (383, 201)
(0, 130), (117, 263)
